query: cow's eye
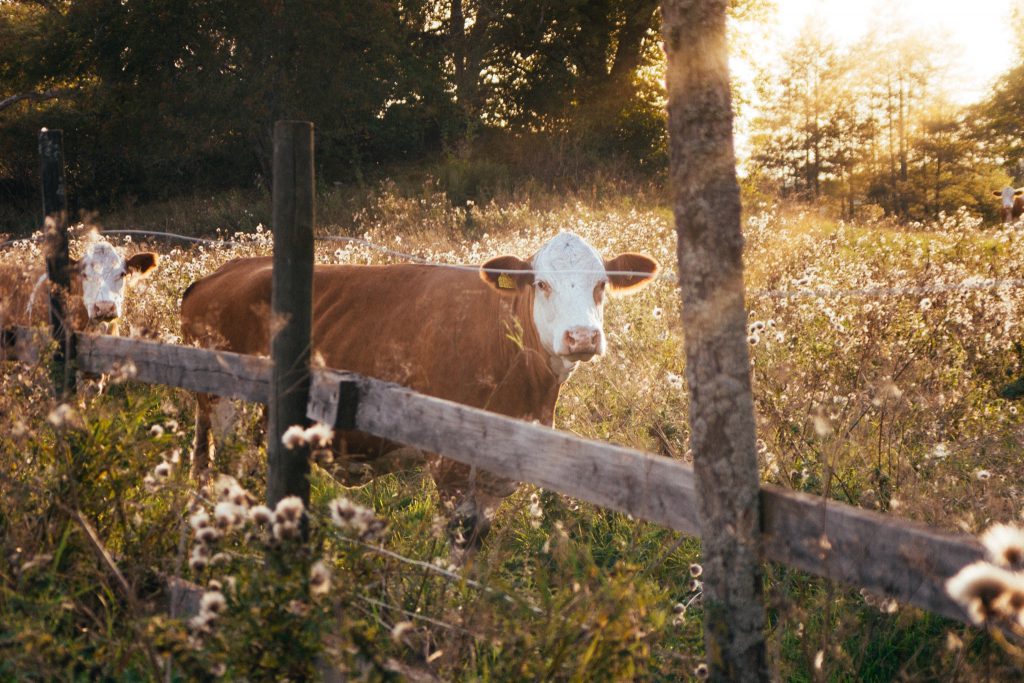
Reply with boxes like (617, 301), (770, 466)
(536, 281), (551, 295)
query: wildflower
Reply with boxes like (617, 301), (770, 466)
(190, 510), (211, 531)
(747, 333), (760, 346)
(189, 544), (210, 572)
(689, 563), (703, 578)
(189, 611), (214, 631)
(149, 424), (164, 438)
(282, 425), (307, 449)
(47, 403), (83, 430)
(665, 372), (683, 390)
(879, 598), (898, 614)
(694, 663), (709, 680)
(814, 650), (824, 670)
(154, 461), (172, 480)
(199, 590), (226, 617)
(227, 484), (253, 509)
(143, 475), (159, 493)
(980, 523), (1024, 569)
(213, 501), (245, 531)
(309, 560), (332, 597)
(195, 526), (221, 545)
(528, 493), (543, 528)
(328, 496), (386, 540)
(976, 470), (992, 482)
(688, 579), (702, 592)
(652, 306), (664, 319)
(919, 298), (932, 311)
(249, 505), (273, 527)
(929, 443), (949, 461)
(274, 496), (305, 524)
(946, 561), (1024, 624)
(304, 422), (334, 448)
(212, 475), (239, 501)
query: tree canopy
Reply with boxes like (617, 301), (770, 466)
(0, 0), (683, 219)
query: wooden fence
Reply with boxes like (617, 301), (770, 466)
(1, 327), (985, 622)
(0, 124), (984, 629)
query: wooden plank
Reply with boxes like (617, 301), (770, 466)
(267, 119), (316, 510)
(352, 378), (703, 537)
(11, 328), (984, 622)
(351, 377), (980, 622)
(761, 486), (982, 622)
(75, 333), (272, 402)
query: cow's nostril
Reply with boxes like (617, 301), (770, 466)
(564, 327), (600, 352)
(92, 302), (117, 320)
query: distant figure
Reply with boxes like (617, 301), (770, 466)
(992, 186), (1024, 224)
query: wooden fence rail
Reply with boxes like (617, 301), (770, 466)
(2, 327), (983, 623)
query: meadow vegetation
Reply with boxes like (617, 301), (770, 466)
(2, 182), (1023, 680)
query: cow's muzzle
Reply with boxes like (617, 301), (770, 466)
(562, 327), (602, 360)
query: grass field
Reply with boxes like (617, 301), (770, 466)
(1, 184), (1022, 680)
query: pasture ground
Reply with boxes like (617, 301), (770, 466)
(1, 184), (1022, 680)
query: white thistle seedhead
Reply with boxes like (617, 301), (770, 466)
(304, 422), (334, 449)
(980, 523), (1024, 570)
(189, 510), (211, 531)
(309, 560), (332, 596)
(282, 425), (307, 449)
(274, 496), (305, 524)
(249, 505), (273, 527)
(199, 590), (226, 618)
(946, 561), (1024, 624)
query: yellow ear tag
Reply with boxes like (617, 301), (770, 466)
(497, 272), (516, 290)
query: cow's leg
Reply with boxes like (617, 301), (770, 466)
(192, 392), (214, 475)
(429, 456), (516, 554)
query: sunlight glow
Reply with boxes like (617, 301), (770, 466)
(771, 0), (1018, 104)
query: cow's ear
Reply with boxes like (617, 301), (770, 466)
(480, 255), (533, 293)
(126, 252), (159, 277)
(605, 253), (658, 294)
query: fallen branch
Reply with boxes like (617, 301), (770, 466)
(0, 87), (79, 114)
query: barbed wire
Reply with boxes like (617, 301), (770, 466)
(4, 227), (1024, 299)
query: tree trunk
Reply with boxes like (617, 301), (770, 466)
(661, 1), (768, 681)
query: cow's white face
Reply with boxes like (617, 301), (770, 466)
(531, 233), (610, 361)
(75, 239), (158, 323)
(481, 232), (659, 376)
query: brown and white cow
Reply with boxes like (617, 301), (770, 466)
(992, 187), (1024, 224)
(0, 233), (159, 334)
(181, 231), (658, 547)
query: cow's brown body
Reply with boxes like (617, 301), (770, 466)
(182, 232), (658, 549)
(182, 257), (563, 542)
(0, 265), (54, 328)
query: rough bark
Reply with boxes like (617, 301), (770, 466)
(661, 1), (769, 680)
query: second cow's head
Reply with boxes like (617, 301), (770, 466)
(480, 232), (658, 362)
(72, 238), (159, 324)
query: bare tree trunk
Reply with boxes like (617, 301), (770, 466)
(661, 1), (768, 680)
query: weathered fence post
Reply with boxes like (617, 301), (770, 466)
(267, 121), (315, 512)
(662, 1), (769, 680)
(39, 128), (75, 398)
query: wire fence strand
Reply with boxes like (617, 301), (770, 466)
(4, 227), (1024, 300)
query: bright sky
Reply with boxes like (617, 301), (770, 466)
(768, 0), (1019, 104)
